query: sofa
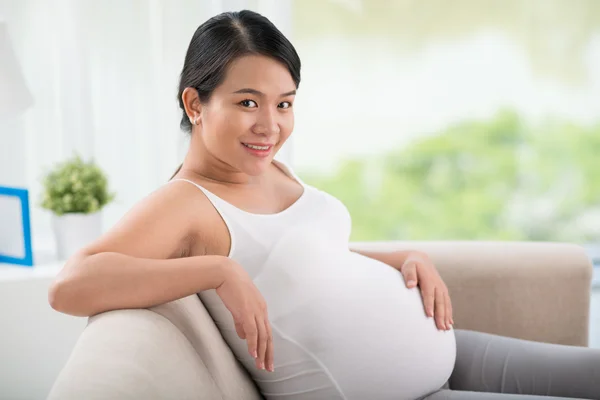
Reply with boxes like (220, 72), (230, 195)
(47, 241), (594, 400)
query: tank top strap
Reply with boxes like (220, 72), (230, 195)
(168, 176), (292, 277)
(169, 178), (233, 214)
(169, 177), (241, 258)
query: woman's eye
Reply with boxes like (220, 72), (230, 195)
(278, 101), (292, 109)
(240, 100), (258, 108)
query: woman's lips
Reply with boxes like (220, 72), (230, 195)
(241, 142), (274, 158)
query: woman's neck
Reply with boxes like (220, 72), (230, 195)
(180, 137), (267, 186)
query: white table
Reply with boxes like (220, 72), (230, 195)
(0, 260), (87, 400)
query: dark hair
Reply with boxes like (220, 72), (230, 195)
(170, 10), (301, 179)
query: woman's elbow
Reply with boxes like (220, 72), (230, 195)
(48, 277), (66, 312)
(48, 254), (93, 316)
(48, 275), (87, 316)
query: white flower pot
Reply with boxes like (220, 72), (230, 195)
(52, 211), (103, 260)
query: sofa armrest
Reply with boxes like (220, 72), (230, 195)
(47, 307), (220, 400)
(48, 295), (262, 400)
(350, 241), (593, 347)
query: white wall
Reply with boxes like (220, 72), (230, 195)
(0, 117), (27, 187)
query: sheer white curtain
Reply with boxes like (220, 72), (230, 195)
(0, 0), (293, 260)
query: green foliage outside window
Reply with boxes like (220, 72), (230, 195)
(301, 110), (600, 242)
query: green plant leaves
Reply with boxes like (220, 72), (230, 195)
(40, 154), (115, 215)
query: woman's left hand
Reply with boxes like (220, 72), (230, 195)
(399, 251), (453, 331)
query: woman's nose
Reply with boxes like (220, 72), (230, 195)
(254, 109), (280, 137)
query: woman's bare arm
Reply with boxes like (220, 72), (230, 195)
(48, 181), (229, 317)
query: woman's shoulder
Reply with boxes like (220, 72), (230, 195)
(158, 178), (232, 257)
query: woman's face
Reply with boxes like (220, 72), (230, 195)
(194, 54), (296, 176)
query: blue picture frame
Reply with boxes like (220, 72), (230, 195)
(0, 186), (34, 267)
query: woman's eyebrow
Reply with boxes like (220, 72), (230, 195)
(232, 88), (297, 97)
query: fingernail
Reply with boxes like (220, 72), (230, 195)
(253, 350), (258, 358)
(269, 364), (275, 372)
(407, 280), (416, 287)
(427, 308), (433, 317)
(259, 361), (265, 370)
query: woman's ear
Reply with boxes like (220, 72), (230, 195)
(182, 87), (202, 126)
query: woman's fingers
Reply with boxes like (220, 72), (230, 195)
(421, 286), (435, 318)
(434, 287), (446, 330)
(401, 261), (418, 288)
(264, 318), (274, 372)
(255, 315), (268, 370)
(445, 290), (453, 328)
(244, 318), (259, 359)
(235, 320), (246, 340)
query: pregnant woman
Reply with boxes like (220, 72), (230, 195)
(49, 10), (600, 400)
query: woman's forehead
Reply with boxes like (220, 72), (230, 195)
(218, 55), (295, 94)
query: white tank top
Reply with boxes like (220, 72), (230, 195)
(172, 159), (456, 400)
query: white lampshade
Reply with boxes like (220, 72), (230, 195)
(0, 20), (33, 119)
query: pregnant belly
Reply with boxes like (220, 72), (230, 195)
(253, 231), (455, 399)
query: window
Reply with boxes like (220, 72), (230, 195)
(291, 0), (600, 244)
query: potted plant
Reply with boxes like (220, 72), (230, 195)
(40, 154), (115, 260)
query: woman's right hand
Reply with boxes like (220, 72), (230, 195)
(216, 259), (274, 372)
